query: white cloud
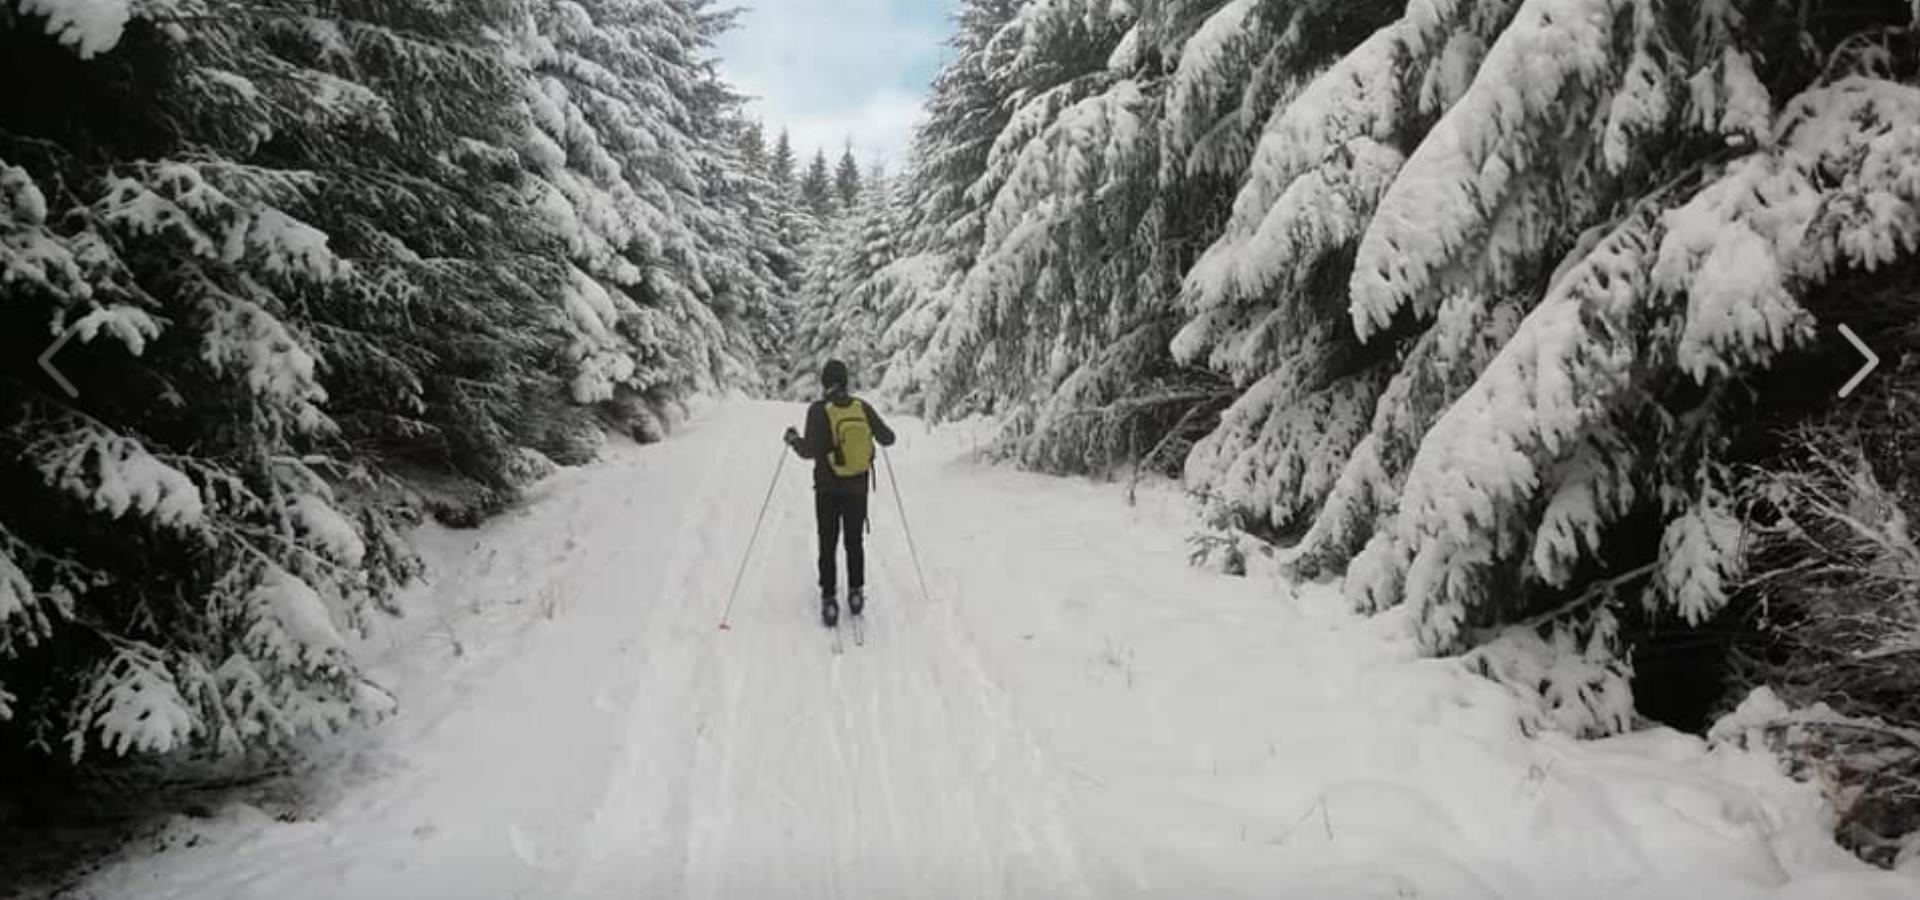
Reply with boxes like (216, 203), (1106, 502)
(716, 0), (956, 166)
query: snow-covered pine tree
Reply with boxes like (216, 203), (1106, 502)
(770, 129), (797, 187)
(1172, 0), (1920, 739)
(739, 119), (767, 168)
(849, 0), (1027, 414)
(871, 0), (1920, 768)
(725, 117), (804, 377)
(1319, 0), (1894, 643)
(515, 0), (770, 441)
(768, 139), (818, 299)
(750, 127), (817, 311)
(921, 0), (1353, 473)
(1373, 57), (1920, 660)
(1176, 0), (1529, 541)
(800, 149), (835, 221)
(786, 166), (904, 395)
(902, 0), (1024, 263)
(916, 0), (1153, 433)
(217, 0), (583, 489)
(677, 23), (785, 396)
(834, 143), (862, 213)
(683, 105), (787, 392)
(0, 0), (779, 781)
(870, 251), (965, 414)
(0, 2), (458, 765)
(855, 162), (901, 280)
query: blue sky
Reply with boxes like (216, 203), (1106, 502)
(714, 0), (961, 168)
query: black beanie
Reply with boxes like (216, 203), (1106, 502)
(821, 359), (850, 393)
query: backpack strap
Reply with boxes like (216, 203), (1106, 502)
(857, 398), (874, 496)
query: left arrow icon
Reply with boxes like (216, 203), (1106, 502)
(38, 323), (82, 398)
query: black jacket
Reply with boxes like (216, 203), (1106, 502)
(790, 393), (896, 494)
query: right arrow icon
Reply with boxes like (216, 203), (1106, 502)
(1838, 324), (1879, 398)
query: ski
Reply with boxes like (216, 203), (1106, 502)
(830, 623), (844, 655)
(850, 614), (865, 647)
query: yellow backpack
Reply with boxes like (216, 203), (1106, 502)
(825, 398), (874, 478)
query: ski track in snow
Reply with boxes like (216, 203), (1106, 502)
(62, 401), (1920, 900)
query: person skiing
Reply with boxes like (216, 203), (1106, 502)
(784, 359), (896, 627)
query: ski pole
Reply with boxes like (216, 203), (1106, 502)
(880, 444), (934, 606)
(718, 447), (788, 630)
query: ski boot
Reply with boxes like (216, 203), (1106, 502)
(848, 587), (865, 618)
(821, 591), (839, 628)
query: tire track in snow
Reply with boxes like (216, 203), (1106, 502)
(681, 404), (880, 900)
(566, 407), (760, 900)
(871, 453), (1098, 900)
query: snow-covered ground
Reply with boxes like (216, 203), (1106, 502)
(67, 401), (1919, 899)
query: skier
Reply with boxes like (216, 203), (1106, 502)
(784, 359), (897, 628)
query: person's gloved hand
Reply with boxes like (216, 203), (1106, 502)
(783, 426), (800, 447)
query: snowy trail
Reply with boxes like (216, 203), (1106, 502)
(563, 401), (1089, 900)
(70, 402), (1091, 900)
(68, 401), (1919, 900)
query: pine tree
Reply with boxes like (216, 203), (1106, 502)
(914, 0), (1184, 457)
(845, 0), (1920, 771)
(515, 0), (770, 437)
(857, 162), (898, 274)
(835, 142), (862, 212)
(800, 149), (835, 220)
(759, 127), (815, 328)
(903, 0), (1031, 257)
(740, 120), (767, 168)
(770, 129), (797, 187)
(786, 166), (907, 395)
(0, 0), (782, 782)
(0, 0), (553, 766)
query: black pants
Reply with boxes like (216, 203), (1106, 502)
(815, 490), (868, 596)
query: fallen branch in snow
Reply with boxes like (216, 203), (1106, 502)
(1474, 562), (1660, 642)
(1751, 708), (1920, 759)
(1050, 389), (1237, 419)
(1127, 403), (1203, 507)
